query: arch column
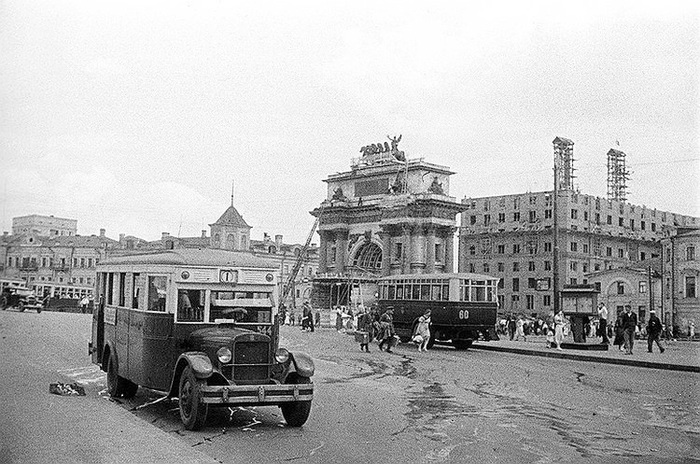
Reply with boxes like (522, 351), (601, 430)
(335, 229), (349, 274)
(379, 231), (392, 277)
(443, 227), (455, 273)
(426, 226), (436, 273)
(410, 225), (426, 273)
(402, 225), (411, 274)
(318, 230), (330, 274)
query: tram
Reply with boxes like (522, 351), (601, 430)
(377, 272), (499, 349)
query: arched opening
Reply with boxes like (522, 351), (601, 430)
(352, 241), (383, 273)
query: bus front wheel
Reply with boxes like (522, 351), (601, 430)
(281, 375), (312, 427)
(179, 366), (208, 431)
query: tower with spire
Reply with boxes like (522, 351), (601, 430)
(209, 183), (252, 250)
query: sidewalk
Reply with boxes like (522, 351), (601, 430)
(471, 335), (700, 373)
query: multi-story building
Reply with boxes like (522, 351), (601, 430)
(1, 228), (119, 299)
(12, 214), (77, 236)
(459, 190), (699, 317)
(661, 227), (700, 335)
(585, 265), (661, 324)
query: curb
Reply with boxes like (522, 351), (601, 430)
(470, 344), (700, 373)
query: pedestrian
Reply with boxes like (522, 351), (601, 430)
(597, 302), (609, 344)
(613, 312), (625, 351)
(289, 307), (296, 326)
(415, 310), (431, 352)
(377, 308), (396, 353)
(621, 305), (638, 355)
(554, 310), (565, 350)
(690, 321), (696, 340)
(507, 315), (516, 341)
(314, 309), (321, 328)
(79, 295), (89, 314)
(515, 316), (526, 341)
(356, 306), (374, 352)
(301, 301), (314, 332)
(334, 305), (343, 332)
(646, 309), (664, 353)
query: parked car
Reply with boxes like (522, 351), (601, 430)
(0, 287), (43, 313)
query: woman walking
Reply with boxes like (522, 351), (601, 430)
(377, 308), (396, 353)
(415, 310), (431, 352)
(554, 310), (565, 351)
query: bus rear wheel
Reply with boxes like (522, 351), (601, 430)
(281, 375), (312, 427)
(106, 354), (138, 398)
(179, 366), (208, 431)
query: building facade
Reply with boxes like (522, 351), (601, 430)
(585, 266), (661, 325)
(310, 139), (463, 309)
(12, 214), (77, 237)
(459, 189), (698, 316)
(661, 227), (700, 335)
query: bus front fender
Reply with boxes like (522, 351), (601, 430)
(168, 352), (214, 397)
(289, 351), (314, 378)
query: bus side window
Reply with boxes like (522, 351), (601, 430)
(147, 276), (167, 312)
(178, 289), (204, 322)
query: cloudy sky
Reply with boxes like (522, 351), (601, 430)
(1, 0), (698, 244)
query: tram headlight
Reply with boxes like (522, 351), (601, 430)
(275, 348), (290, 363)
(217, 347), (232, 364)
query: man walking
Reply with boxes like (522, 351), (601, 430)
(647, 309), (664, 353)
(621, 305), (638, 355)
(597, 302), (609, 344)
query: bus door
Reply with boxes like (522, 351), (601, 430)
(91, 273), (106, 364)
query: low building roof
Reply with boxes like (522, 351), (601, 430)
(100, 248), (276, 268)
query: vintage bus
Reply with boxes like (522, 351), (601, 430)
(377, 273), (499, 349)
(89, 249), (314, 430)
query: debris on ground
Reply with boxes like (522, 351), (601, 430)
(49, 382), (86, 396)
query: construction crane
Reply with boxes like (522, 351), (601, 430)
(281, 216), (320, 303)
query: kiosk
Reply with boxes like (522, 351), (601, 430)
(560, 285), (607, 351)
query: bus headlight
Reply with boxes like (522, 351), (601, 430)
(217, 347), (232, 364)
(275, 348), (290, 363)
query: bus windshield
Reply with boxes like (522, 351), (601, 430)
(176, 288), (273, 324)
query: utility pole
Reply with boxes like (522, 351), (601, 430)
(552, 147), (561, 313)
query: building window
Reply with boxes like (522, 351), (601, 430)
(639, 281), (647, 293)
(498, 212), (506, 223)
(544, 242), (552, 252)
(607, 215), (612, 225)
(687, 246), (696, 261)
(570, 242), (578, 252)
(618, 248), (625, 258)
(583, 244), (589, 254)
(641, 221), (646, 230)
(513, 212), (520, 222)
(651, 223), (656, 232)
(619, 217), (624, 227)
(513, 197), (520, 209)
(544, 209), (552, 219)
(630, 219), (635, 230)
(543, 295), (551, 306)
(570, 278), (578, 285)
(528, 277), (537, 288)
(469, 245), (476, 255)
(584, 211), (589, 221)
(528, 261), (535, 271)
(526, 294), (534, 310)
(571, 209), (578, 220)
(617, 282), (625, 295)
(529, 211), (537, 223)
(484, 214), (491, 225)
(606, 247), (613, 257)
(497, 262), (505, 272)
(513, 262), (520, 272)
(513, 244), (521, 254)
(640, 252), (646, 261)
(483, 263), (490, 273)
(686, 276), (697, 298)
(470, 215), (477, 225)
(512, 278), (520, 292)
(544, 261), (551, 270)
(595, 213), (600, 224)
(498, 280), (504, 289)
(529, 196), (537, 205)
(469, 263), (476, 272)
(497, 244), (505, 254)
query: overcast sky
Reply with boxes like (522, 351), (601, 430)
(1, 1), (698, 244)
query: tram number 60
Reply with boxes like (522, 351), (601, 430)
(458, 310), (470, 320)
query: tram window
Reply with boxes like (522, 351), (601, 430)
(431, 285), (441, 301)
(388, 285), (395, 299)
(475, 286), (486, 301)
(420, 284), (430, 300)
(442, 284), (449, 300)
(178, 289), (204, 322)
(395, 285), (403, 299)
(147, 276), (167, 312)
(411, 284), (420, 300)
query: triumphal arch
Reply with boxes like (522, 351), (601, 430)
(310, 136), (464, 309)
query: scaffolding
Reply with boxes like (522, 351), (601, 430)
(607, 148), (630, 202)
(553, 137), (576, 191)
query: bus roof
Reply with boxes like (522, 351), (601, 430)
(377, 272), (498, 281)
(99, 249), (277, 269)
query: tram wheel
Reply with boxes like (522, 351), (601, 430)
(452, 340), (473, 350)
(179, 366), (208, 430)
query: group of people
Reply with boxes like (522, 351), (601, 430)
(354, 305), (400, 353)
(279, 302), (320, 331)
(611, 304), (665, 354)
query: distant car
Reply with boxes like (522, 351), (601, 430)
(1, 287), (43, 313)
